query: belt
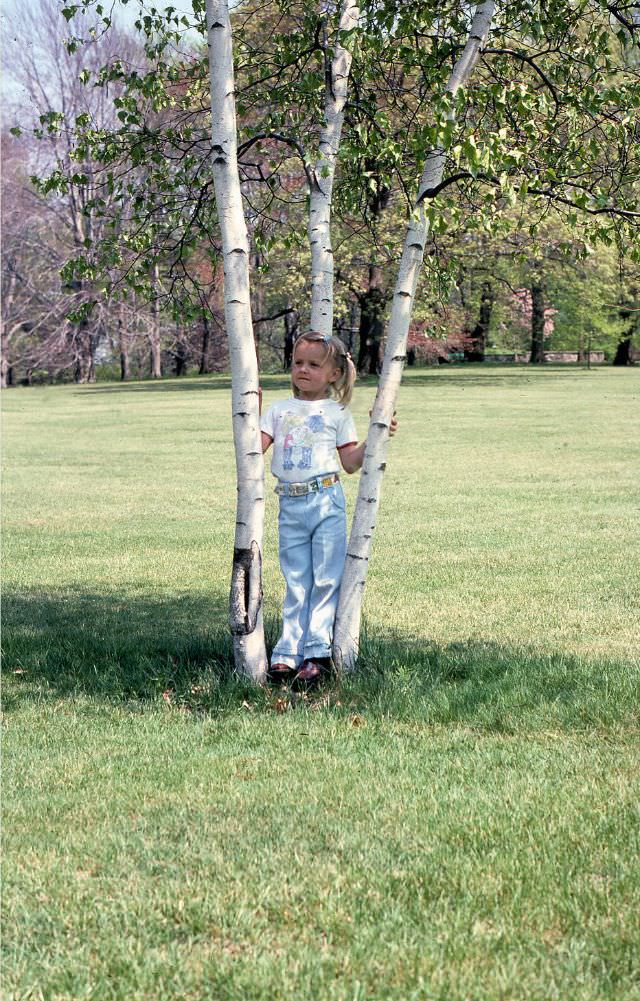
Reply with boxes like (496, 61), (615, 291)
(275, 473), (340, 497)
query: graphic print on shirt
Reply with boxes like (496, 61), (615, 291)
(282, 413), (325, 470)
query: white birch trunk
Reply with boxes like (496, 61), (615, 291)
(149, 263), (162, 378)
(308, 0), (359, 335)
(333, 0), (496, 669)
(206, 0), (267, 681)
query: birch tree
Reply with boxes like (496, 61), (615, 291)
(333, 1), (497, 667)
(205, 0), (268, 680)
(332, 0), (640, 666)
(308, 0), (359, 334)
(202, 0), (360, 676)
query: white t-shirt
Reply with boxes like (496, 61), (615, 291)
(261, 397), (358, 482)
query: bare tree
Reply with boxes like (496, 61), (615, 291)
(1, 131), (76, 385)
(9, 0), (140, 382)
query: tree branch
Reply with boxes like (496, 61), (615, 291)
(416, 170), (640, 219)
(484, 47), (560, 112)
(253, 307), (296, 325)
(236, 132), (312, 187)
(416, 170), (498, 201)
(605, 3), (638, 34)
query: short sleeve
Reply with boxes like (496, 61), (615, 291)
(260, 403), (275, 440)
(336, 406), (357, 447)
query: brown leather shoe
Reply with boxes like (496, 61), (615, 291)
(291, 658), (330, 691)
(267, 663), (295, 685)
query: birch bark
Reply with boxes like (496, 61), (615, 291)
(333, 0), (496, 669)
(149, 264), (162, 378)
(206, 0), (267, 680)
(308, 0), (359, 335)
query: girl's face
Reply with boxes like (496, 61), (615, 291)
(292, 339), (340, 401)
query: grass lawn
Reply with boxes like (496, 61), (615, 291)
(2, 365), (639, 1000)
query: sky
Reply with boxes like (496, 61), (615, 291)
(1, 0), (201, 111)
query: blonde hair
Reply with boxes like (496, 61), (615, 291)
(292, 331), (357, 405)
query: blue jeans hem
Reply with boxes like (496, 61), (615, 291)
(270, 654), (301, 669)
(303, 646), (332, 660)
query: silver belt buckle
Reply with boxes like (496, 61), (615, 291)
(278, 477), (335, 496)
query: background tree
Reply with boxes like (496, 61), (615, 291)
(11, 0), (146, 382)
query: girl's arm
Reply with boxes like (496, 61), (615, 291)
(338, 413), (398, 474)
(338, 441), (365, 474)
(259, 388), (273, 452)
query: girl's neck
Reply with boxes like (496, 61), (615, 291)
(295, 390), (331, 402)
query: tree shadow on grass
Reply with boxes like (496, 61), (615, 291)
(2, 587), (242, 704)
(80, 366), (601, 397)
(77, 374), (294, 395)
(398, 366), (601, 389)
(80, 378), (233, 394)
(2, 588), (637, 731)
(345, 633), (638, 732)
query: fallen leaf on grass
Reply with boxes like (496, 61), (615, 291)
(162, 690), (174, 704)
(274, 697), (289, 714)
(349, 714), (366, 728)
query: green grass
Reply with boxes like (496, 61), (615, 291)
(2, 366), (640, 1000)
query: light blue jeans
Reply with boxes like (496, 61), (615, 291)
(271, 480), (347, 668)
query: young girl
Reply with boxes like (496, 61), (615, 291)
(260, 331), (396, 689)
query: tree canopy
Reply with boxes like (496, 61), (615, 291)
(4, 0), (639, 388)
